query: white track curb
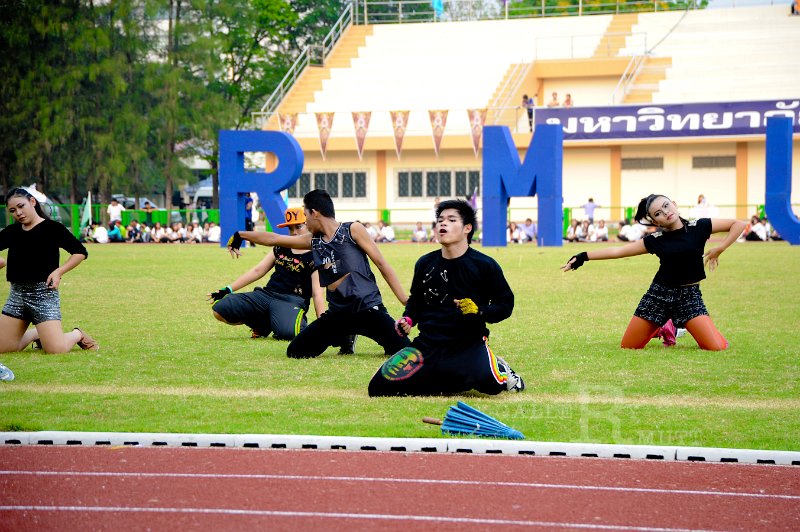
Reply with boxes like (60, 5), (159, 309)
(2, 431), (799, 465)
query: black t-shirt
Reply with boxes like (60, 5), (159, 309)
(405, 247), (514, 348)
(263, 246), (316, 301)
(0, 219), (88, 283)
(643, 218), (712, 287)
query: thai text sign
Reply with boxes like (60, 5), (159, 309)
(535, 100), (800, 140)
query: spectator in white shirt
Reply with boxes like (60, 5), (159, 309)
(411, 221), (428, 242)
(375, 220), (395, 243)
(107, 198), (125, 227)
(590, 219), (609, 242)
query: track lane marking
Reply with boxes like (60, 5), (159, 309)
(2, 470), (799, 500)
(0, 505), (711, 531)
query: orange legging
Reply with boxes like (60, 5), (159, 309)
(621, 315), (728, 351)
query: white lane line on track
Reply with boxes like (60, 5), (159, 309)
(0, 505), (709, 531)
(2, 471), (799, 501)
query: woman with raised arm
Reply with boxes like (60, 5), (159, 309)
(562, 194), (745, 351)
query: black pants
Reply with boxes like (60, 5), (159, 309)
(368, 339), (509, 396)
(286, 304), (409, 358)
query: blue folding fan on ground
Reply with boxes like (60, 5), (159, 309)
(423, 401), (525, 440)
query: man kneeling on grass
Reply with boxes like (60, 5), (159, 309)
(368, 199), (525, 396)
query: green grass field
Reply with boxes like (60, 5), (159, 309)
(1, 241), (798, 450)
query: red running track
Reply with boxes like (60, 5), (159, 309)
(1, 446), (799, 531)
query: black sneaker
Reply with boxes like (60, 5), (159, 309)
(338, 334), (358, 355)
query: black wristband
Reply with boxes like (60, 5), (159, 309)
(211, 286), (233, 301)
(227, 231), (243, 250)
(569, 251), (589, 270)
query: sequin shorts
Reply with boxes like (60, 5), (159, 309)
(633, 282), (708, 328)
(2, 282), (62, 325)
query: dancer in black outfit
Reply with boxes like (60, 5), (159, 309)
(369, 199), (525, 396)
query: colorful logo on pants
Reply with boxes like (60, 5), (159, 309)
(381, 347), (424, 381)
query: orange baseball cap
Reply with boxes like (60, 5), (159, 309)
(276, 206), (306, 227)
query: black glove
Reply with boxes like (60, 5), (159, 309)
(227, 231), (243, 250)
(567, 251), (589, 270)
(210, 286), (233, 301)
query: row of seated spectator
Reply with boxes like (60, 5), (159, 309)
(506, 219), (539, 243)
(83, 220), (222, 244)
(742, 216), (783, 242)
(565, 219), (654, 243)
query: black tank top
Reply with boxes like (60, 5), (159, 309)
(311, 222), (383, 312)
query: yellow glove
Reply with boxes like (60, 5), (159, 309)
(456, 298), (479, 315)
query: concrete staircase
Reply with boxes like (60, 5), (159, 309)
(624, 56), (671, 104)
(593, 13), (638, 58)
(275, 25), (373, 117)
(487, 63), (535, 128)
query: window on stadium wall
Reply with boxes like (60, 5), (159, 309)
(398, 169), (480, 198)
(286, 171), (367, 199)
(621, 157), (664, 170)
(693, 156), (736, 169)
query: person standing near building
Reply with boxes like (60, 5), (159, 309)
(368, 199), (524, 396)
(582, 198), (600, 224)
(521, 94), (535, 132)
(106, 198), (125, 229)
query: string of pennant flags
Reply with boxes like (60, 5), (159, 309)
(278, 109), (488, 160)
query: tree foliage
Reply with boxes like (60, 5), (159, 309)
(0, 0), (346, 207)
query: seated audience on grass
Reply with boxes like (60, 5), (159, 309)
(375, 220), (395, 243)
(107, 220), (125, 242)
(745, 215), (768, 241)
(151, 222), (167, 243)
(565, 219), (579, 242)
(126, 220), (143, 243)
(364, 221), (379, 241)
(617, 219), (644, 242)
(575, 220), (593, 242)
(590, 220), (609, 242)
(507, 222), (524, 243)
(412, 221), (428, 242)
(88, 222), (109, 244)
(187, 221), (203, 243)
(521, 218), (536, 242)
(207, 222), (221, 243)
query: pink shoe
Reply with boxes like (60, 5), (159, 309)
(659, 319), (677, 347)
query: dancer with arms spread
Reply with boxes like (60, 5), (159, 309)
(562, 194), (745, 350)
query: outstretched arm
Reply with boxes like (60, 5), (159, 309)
(704, 219), (746, 271)
(561, 239), (647, 271)
(228, 231), (311, 258)
(350, 222), (408, 305)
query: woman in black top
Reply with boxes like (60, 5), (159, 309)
(0, 188), (98, 354)
(562, 194), (745, 351)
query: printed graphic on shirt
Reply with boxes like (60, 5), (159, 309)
(422, 264), (450, 305)
(381, 347), (424, 381)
